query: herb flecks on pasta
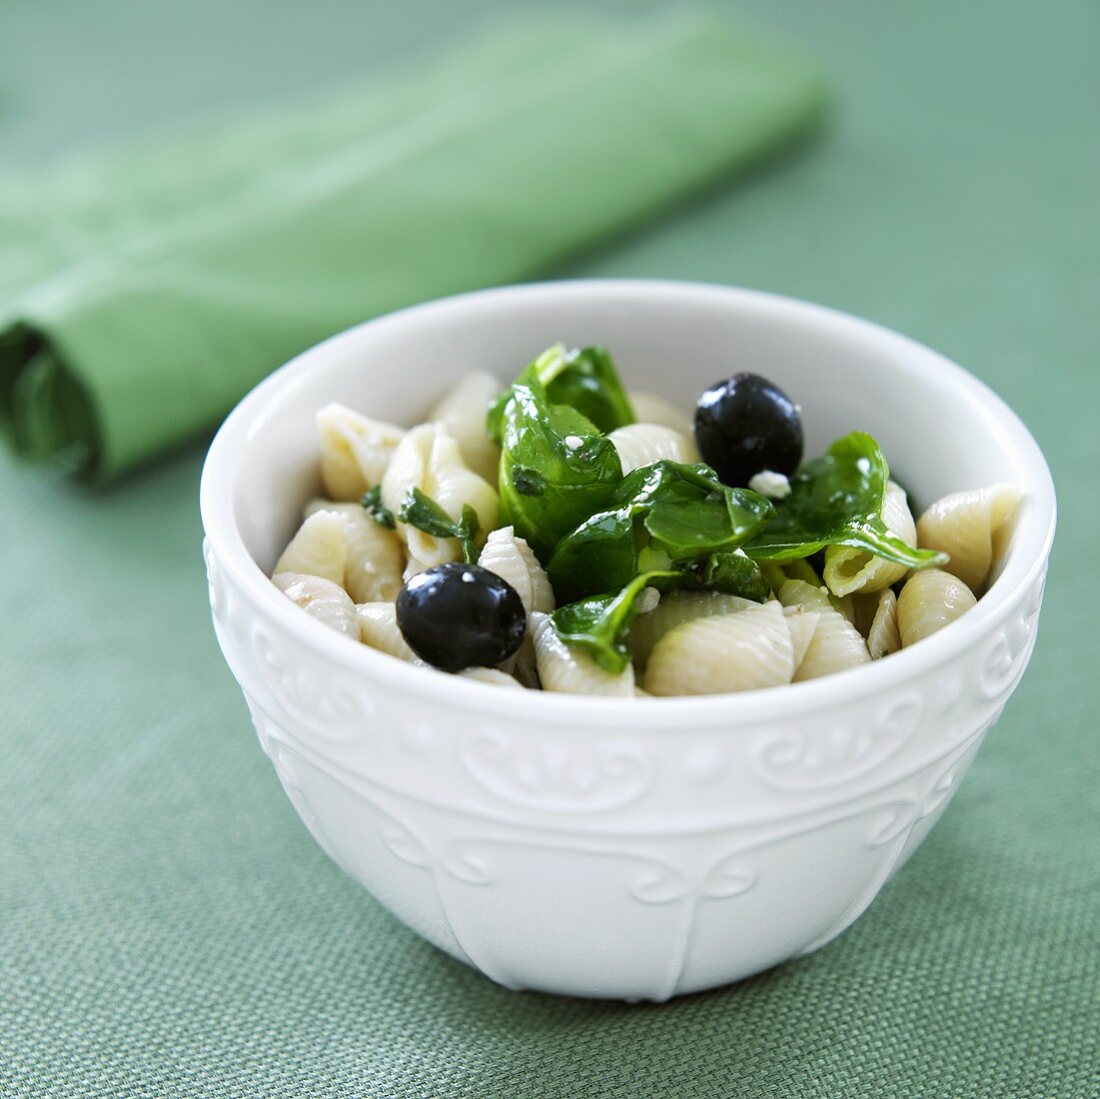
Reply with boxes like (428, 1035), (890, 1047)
(381, 422), (498, 571)
(399, 488), (482, 565)
(360, 485), (396, 530)
(269, 350), (1021, 696)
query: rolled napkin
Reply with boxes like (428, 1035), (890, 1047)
(0, 12), (825, 479)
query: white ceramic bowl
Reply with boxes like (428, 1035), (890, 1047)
(200, 280), (1055, 1000)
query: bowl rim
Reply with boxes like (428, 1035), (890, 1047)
(200, 278), (1056, 729)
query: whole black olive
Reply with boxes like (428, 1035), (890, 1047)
(693, 372), (803, 487)
(396, 562), (526, 672)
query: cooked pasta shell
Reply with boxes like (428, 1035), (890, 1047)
(606, 423), (700, 474)
(627, 391), (694, 436)
(479, 525), (554, 682)
(823, 481), (917, 597)
(916, 484), (1022, 592)
(427, 371), (503, 484)
(531, 613), (636, 696)
(478, 526), (555, 616)
(381, 423), (499, 568)
(304, 499), (405, 603)
(778, 580), (871, 681)
(511, 642), (542, 690)
(316, 403), (405, 501)
(272, 572), (359, 639)
(866, 588), (901, 659)
(831, 590), (857, 625)
(356, 602), (417, 661)
(849, 590), (879, 638)
(782, 606), (821, 668)
(629, 590), (758, 672)
(645, 601), (794, 696)
(456, 667), (524, 689)
(897, 568), (977, 647)
(273, 509), (347, 585)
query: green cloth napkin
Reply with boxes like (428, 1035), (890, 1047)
(0, 12), (824, 479)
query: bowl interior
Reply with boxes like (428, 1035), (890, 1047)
(224, 282), (1046, 584)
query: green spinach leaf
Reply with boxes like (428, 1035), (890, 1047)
(360, 485), (396, 529)
(488, 344), (634, 443)
(551, 569), (679, 675)
(543, 345), (634, 434)
(744, 432), (947, 568)
(496, 365), (623, 560)
(678, 549), (773, 602)
(547, 460), (775, 601)
(398, 487), (481, 564)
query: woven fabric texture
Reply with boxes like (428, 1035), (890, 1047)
(1, 1), (1097, 1097)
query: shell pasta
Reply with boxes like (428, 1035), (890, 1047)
(627, 391), (694, 436)
(865, 588), (901, 659)
(268, 346), (1021, 696)
(823, 481), (917, 597)
(274, 510), (347, 585)
(427, 372), (503, 484)
(645, 601), (794, 696)
(532, 613), (636, 696)
(478, 526), (554, 684)
(896, 568), (977, 647)
(916, 484), (1021, 592)
(356, 602), (418, 661)
(304, 500), (404, 604)
(273, 573), (359, 639)
(777, 580), (871, 681)
(381, 423), (499, 568)
(478, 526), (555, 618)
(316, 403), (405, 501)
(607, 423), (699, 474)
(629, 591), (757, 672)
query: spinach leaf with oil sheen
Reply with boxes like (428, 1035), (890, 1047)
(551, 569), (679, 674)
(677, 548), (774, 602)
(488, 344), (634, 443)
(398, 487), (481, 564)
(546, 460), (775, 601)
(496, 364), (623, 560)
(744, 431), (947, 568)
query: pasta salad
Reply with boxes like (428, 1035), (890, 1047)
(270, 345), (1020, 697)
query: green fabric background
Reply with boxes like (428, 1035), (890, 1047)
(1, 1), (1097, 1097)
(0, 11), (824, 478)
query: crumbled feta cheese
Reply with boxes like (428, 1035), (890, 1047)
(635, 587), (661, 615)
(564, 435), (584, 449)
(748, 469), (792, 500)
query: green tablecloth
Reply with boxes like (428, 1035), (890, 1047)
(2, 1), (1097, 1096)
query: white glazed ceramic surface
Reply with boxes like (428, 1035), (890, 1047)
(200, 281), (1055, 1001)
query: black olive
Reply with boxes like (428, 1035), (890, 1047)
(694, 372), (803, 487)
(396, 562), (526, 673)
